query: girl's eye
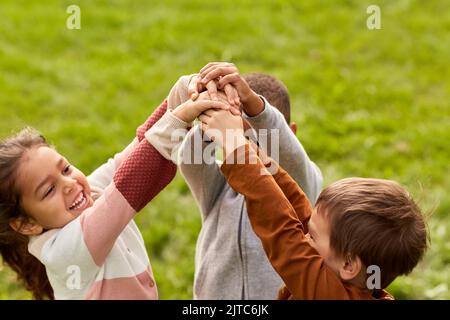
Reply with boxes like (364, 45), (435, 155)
(63, 165), (72, 174)
(43, 186), (55, 199)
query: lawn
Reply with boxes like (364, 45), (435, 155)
(0, 0), (448, 299)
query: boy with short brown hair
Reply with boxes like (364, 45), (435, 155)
(220, 144), (427, 299)
(198, 94), (428, 299)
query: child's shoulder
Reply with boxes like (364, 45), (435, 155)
(28, 228), (60, 259)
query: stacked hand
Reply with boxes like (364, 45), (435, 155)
(175, 62), (263, 156)
(198, 62), (253, 105)
(188, 64), (240, 108)
(172, 94), (231, 123)
(199, 106), (246, 158)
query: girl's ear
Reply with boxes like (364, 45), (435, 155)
(9, 217), (43, 236)
(338, 254), (363, 281)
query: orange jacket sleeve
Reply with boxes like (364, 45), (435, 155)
(221, 143), (372, 299)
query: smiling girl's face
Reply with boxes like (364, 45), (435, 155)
(14, 146), (94, 233)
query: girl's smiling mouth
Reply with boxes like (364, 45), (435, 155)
(69, 191), (88, 211)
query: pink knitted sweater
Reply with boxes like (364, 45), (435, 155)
(29, 101), (176, 299)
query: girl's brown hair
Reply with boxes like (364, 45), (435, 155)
(0, 127), (54, 299)
(316, 178), (428, 289)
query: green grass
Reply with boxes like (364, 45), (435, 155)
(0, 0), (449, 299)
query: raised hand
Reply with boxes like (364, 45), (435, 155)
(198, 108), (247, 158)
(188, 74), (240, 109)
(172, 95), (231, 123)
(198, 62), (264, 116)
(196, 90), (241, 116)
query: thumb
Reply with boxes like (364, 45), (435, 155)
(188, 75), (201, 101)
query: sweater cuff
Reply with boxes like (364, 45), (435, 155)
(145, 110), (191, 162)
(165, 109), (191, 129)
(145, 109), (190, 138)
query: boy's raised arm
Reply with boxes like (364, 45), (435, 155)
(198, 62), (322, 204)
(247, 140), (312, 225)
(242, 96), (323, 205)
(220, 143), (356, 299)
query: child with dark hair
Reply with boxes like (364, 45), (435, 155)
(243, 72), (292, 124)
(0, 96), (230, 299)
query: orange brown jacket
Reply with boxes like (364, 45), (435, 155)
(221, 142), (393, 300)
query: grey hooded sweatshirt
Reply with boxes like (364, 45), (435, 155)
(146, 75), (323, 299)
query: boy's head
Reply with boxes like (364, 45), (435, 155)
(243, 73), (296, 134)
(307, 178), (428, 289)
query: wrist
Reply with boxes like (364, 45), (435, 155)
(242, 92), (264, 117)
(172, 105), (189, 123)
(223, 133), (247, 160)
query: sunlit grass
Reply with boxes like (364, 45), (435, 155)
(0, 0), (448, 299)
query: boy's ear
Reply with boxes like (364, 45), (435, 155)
(9, 217), (43, 236)
(289, 122), (297, 135)
(338, 254), (363, 281)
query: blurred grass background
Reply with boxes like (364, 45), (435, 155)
(0, 0), (448, 299)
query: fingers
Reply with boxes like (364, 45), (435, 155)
(193, 99), (229, 115)
(198, 113), (211, 124)
(188, 75), (202, 100)
(202, 108), (240, 119)
(205, 80), (219, 101)
(229, 107), (241, 116)
(223, 83), (241, 107)
(202, 62), (235, 74)
(200, 64), (229, 81)
(201, 108), (217, 117)
(199, 62), (218, 74)
(200, 65), (237, 84)
(197, 90), (211, 101)
(217, 73), (241, 89)
(199, 62), (223, 74)
(196, 100), (229, 110)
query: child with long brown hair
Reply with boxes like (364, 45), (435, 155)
(0, 96), (230, 299)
